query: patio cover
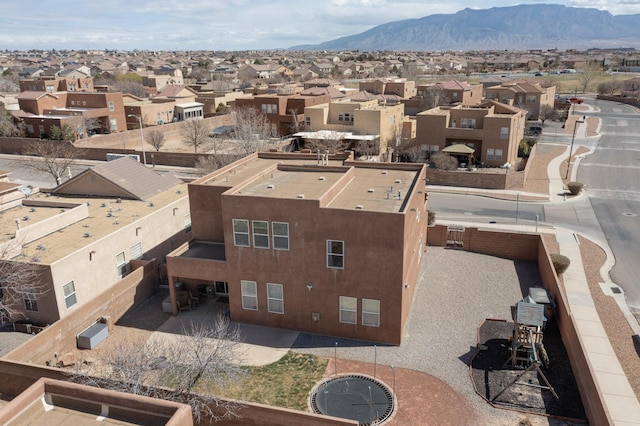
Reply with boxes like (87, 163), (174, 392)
(442, 144), (476, 155)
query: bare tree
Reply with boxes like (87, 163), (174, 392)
(180, 119), (210, 154)
(72, 315), (245, 424)
(418, 85), (450, 112)
(232, 108), (277, 156)
(147, 129), (166, 152)
(538, 104), (555, 124)
(23, 140), (82, 185)
(578, 62), (602, 93)
(0, 103), (23, 137)
(597, 79), (622, 96)
(0, 238), (45, 322)
(304, 130), (349, 155)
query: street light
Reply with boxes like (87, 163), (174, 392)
(565, 116), (585, 180)
(127, 114), (147, 165)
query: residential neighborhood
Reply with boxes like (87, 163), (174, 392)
(1, 44), (640, 426)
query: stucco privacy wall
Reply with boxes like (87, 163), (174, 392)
(4, 259), (158, 364)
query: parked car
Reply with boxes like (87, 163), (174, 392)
(210, 125), (235, 137)
(526, 125), (543, 136)
(568, 97), (584, 104)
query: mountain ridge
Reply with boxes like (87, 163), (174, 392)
(289, 5), (640, 51)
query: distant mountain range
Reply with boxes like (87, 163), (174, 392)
(290, 5), (640, 51)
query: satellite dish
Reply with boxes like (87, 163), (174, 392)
(20, 187), (33, 197)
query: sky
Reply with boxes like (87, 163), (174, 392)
(1, 0), (640, 51)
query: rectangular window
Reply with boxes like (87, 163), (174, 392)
(339, 296), (357, 324)
(487, 149), (495, 161)
(23, 288), (38, 312)
(108, 101), (115, 111)
(305, 117), (311, 126)
(252, 220), (269, 249)
(267, 283), (284, 314)
(500, 127), (509, 139)
(116, 252), (127, 277)
(469, 118), (476, 129)
(495, 149), (503, 161)
(110, 118), (117, 131)
(184, 214), (192, 233)
(362, 298), (380, 327)
(27, 124), (34, 134)
(272, 222), (289, 250)
(460, 118), (468, 128)
(526, 95), (536, 103)
(130, 242), (143, 260)
(327, 240), (344, 269)
(241, 280), (258, 310)
(63, 281), (77, 309)
(233, 219), (250, 247)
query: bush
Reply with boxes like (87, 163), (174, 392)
(431, 152), (458, 171)
(550, 253), (571, 275)
(567, 181), (584, 195)
(427, 210), (436, 225)
(518, 139), (530, 157)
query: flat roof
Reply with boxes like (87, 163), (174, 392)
(200, 153), (422, 213)
(0, 182), (188, 264)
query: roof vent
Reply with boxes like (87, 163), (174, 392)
(83, 232), (92, 238)
(149, 202), (155, 207)
(394, 179), (402, 184)
(30, 207), (37, 212)
(101, 203), (106, 207)
(381, 171), (388, 175)
(355, 205), (364, 210)
(367, 188), (375, 193)
(107, 212), (113, 217)
(296, 194), (305, 199)
(318, 176), (326, 181)
(266, 184), (275, 189)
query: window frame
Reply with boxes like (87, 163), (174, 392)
(267, 283), (284, 314)
(500, 127), (509, 139)
(272, 222), (289, 251)
(23, 287), (38, 312)
(184, 214), (192, 233)
(327, 240), (344, 269)
(362, 298), (380, 327)
(241, 280), (258, 311)
(486, 148), (495, 161)
(63, 281), (77, 309)
(116, 251), (127, 277)
(339, 296), (357, 324)
(233, 219), (250, 247)
(495, 149), (503, 161)
(252, 220), (270, 249)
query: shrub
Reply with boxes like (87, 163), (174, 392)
(431, 152), (458, 171)
(427, 210), (436, 225)
(567, 181), (584, 195)
(518, 139), (530, 157)
(550, 253), (571, 275)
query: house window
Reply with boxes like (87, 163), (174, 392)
(469, 118), (476, 129)
(110, 118), (117, 131)
(272, 222), (289, 250)
(487, 149), (495, 161)
(23, 288), (38, 312)
(362, 298), (380, 327)
(460, 118), (468, 128)
(267, 283), (284, 314)
(108, 101), (115, 111)
(116, 252), (127, 277)
(495, 149), (503, 161)
(339, 296), (357, 324)
(305, 117), (311, 126)
(261, 104), (277, 114)
(452, 92), (458, 100)
(338, 112), (353, 122)
(63, 281), (77, 309)
(327, 240), (344, 269)
(500, 127), (509, 139)
(233, 219), (250, 247)
(184, 214), (192, 233)
(130, 242), (143, 260)
(252, 220), (269, 249)
(451, 120), (456, 128)
(26, 124), (34, 134)
(241, 280), (258, 310)
(526, 95), (536, 103)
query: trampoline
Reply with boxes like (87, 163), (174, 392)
(309, 374), (395, 425)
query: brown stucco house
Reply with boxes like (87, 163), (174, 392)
(166, 152), (428, 345)
(416, 99), (527, 167)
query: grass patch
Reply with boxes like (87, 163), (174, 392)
(198, 351), (328, 411)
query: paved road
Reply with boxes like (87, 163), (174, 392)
(577, 100), (640, 317)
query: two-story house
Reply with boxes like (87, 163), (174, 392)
(417, 80), (484, 106)
(485, 79), (556, 120)
(359, 78), (416, 99)
(165, 152), (428, 345)
(416, 100), (526, 167)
